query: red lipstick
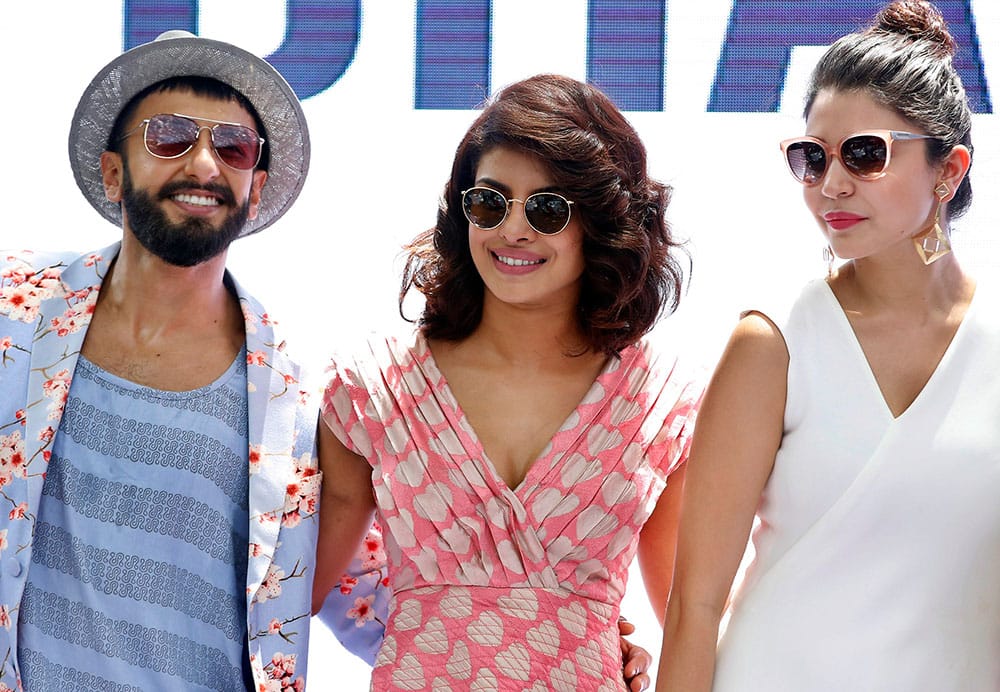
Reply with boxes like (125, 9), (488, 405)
(823, 211), (866, 231)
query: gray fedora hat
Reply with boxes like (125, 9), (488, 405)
(69, 30), (310, 236)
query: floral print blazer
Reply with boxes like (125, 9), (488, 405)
(0, 244), (323, 691)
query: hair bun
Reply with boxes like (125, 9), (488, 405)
(874, 0), (955, 55)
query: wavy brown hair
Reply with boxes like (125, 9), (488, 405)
(400, 74), (686, 356)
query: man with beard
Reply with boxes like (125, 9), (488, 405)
(0, 31), (327, 690)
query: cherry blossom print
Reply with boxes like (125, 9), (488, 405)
(281, 453), (320, 527)
(0, 267), (60, 321)
(347, 594), (377, 627)
(256, 563), (287, 604)
(41, 369), (72, 421)
(48, 288), (99, 337)
(8, 503), (28, 520)
(262, 652), (304, 692)
(339, 574), (359, 595)
(242, 326), (300, 399)
(331, 524), (390, 615)
(253, 560), (307, 607)
(249, 445), (263, 474)
(0, 606), (10, 631)
(360, 532), (387, 572)
(0, 432), (25, 488)
(0, 281), (45, 323)
(241, 302), (258, 335)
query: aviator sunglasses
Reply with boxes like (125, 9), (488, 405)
(780, 130), (939, 186)
(120, 113), (265, 171)
(461, 187), (575, 235)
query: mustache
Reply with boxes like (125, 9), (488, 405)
(157, 181), (237, 207)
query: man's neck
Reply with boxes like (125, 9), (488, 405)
(101, 233), (235, 330)
(79, 234), (246, 391)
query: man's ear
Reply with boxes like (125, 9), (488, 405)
(246, 170), (268, 221)
(100, 151), (125, 203)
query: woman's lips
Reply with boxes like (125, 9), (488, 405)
(823, 211), (866, 231)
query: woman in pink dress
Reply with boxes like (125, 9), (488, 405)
(314, 74), (702, 691)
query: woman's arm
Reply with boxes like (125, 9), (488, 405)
(311, 417), (377, 615)
(616, 463), (687, 692)
(637, 463), (687, 627)
(655, 313), (788, 691)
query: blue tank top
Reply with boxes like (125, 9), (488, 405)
(18, 350), (251, 691)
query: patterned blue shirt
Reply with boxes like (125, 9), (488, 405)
(18, 349), (252, 691)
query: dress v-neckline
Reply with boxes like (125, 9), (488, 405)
(415, 333), (626, 495)
(818, 280), (977, 421)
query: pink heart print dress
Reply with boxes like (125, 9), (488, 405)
(322, 333), (701, 691)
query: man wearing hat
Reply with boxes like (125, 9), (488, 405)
(0, 31), (338, 690)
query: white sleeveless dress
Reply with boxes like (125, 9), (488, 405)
(713, 279), (1000, 692)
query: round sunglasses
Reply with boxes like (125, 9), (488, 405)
(120, 113), (265, 171)
(461, 187), (575, 236)
(779, 130), (939, 186)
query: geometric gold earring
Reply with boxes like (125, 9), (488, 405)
(912, 182), (952, 265)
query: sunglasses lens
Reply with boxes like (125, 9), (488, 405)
(785, 140), (827, 185)
(524, 193), (572, 234)
(841, 134), (889, 178)
(463, 188), (508, 229)
(144, 115), (261, 170)
(212, 124), (262, 170)
(145, 114), (199, 158)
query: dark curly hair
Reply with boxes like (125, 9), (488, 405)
(400, 74), (686, 356)
(805, 0), (973, 218)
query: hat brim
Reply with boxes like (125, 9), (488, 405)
(69, 33), (310, 236)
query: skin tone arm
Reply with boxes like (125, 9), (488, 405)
(655, 313), (788, 691)
(638, 463), (687, 626)
(615, 462), (686, 692)
(311, 418), (377, 615)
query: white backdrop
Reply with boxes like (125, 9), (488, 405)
(4, 1), (1000, 687)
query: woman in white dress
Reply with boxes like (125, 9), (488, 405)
(656, 1), (999, 690)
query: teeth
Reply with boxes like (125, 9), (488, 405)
(173, 193), (219, 207)
(496, 255), (542, 267)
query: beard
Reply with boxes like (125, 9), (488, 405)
(121, 166), (251, 267)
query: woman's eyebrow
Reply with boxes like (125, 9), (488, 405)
(474, 177), (563, 195)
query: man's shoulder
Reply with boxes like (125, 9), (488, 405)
(0, 250), (77, 329)
(1, 247), (111, 333)
(2, 248), (89, 273)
